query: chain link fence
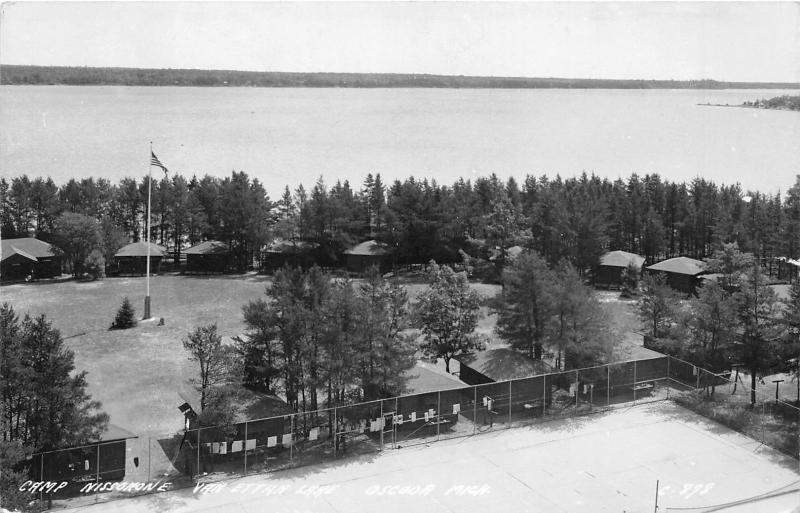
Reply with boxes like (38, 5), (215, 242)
(26, 355), (799, 509)
(667, 356), (800, 463)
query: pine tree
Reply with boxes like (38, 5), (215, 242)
(494, 250), (554, 360)
(356, 267), (416, 399)
(782, 280), (800, 403)
(1, 303), (108, 450)
(734, 267), (785, 405)
(416, 262), (483, 373)
(637, 273), (678, 340)
(112, 296), (137, 329)
(183, 323), (235, 413)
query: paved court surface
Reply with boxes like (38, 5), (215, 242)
(60, 402), (799, 513)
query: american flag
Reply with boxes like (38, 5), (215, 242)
(150, 151), (168, 175)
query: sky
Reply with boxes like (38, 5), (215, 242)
(1, 1), (799, 82)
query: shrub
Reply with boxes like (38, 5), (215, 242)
(112, 296), (137, 329)
(620, 263), (640, 298)
(83, 249), (106, 280)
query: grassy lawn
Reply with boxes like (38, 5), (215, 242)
(3, 275), (507, 438)
(2, 274), (271, 436)
(4, 275), (643, 439)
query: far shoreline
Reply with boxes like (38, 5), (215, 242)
(697, 102), (799, 112)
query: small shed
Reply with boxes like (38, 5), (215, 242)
(596, 250), (645, 288)
(344, 240), (393, 274)
(262, 239), (319, 271)
(383, 362), (467, 437)
(114, 241), (167, 275)
(646, 256), (706, 294)
(456, 348), (554, 386)
(184, 240), (231, 274)
(456, 349), (555, 421)
(32, 424), (138, 497)
(1, 237), (62, 281)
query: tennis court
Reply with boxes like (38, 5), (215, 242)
(60, 401), (799, 513)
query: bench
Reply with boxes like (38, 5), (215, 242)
(631, 382), (654, 393)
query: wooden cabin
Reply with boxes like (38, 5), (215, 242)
(1, 237), (62, 281)
(646, 256), (706, 294)
(596, 250), (645, 289)
(184, 240), (231, 274)
(344, 240), (393, 274)
(114, 242), (167, 275)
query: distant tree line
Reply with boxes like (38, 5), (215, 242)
(3, 171), (800, 277)
(1, 171), (272, 273)
(3, 65), (799, 89)
(742, 94), (800, 111)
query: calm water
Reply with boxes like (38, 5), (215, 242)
(1, 86), (798, 194)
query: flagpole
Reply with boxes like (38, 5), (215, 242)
(145, 142), (152, 319)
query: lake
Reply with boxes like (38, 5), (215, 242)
(1, 86), (798, 194)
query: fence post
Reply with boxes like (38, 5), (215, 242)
(96, 444), (101, 496)
(244, 420), (248, 474)
(40, 451), (44, 506)
(634, 360), (638, 405)
(607, 365), (611, 407)
(542, 375), (547, 417)
(196, 428), (200, 480)
(666, 358), (671, 400)
(473, 386), (477, 435)
(380, 401), (384, 451)
(575, 370), (579, 411)
(147, 437), (151, 483)
(333, 406), (338, 459)
(438, 391), (442, 439)
(508, 381), (512, 427)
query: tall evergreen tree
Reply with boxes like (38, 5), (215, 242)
(734, 267), (786, 405)
(1, 304), (109, 450)
(182, 323), (236, 413)
(638, 273), (678, 340)
(356, 267), (416, 399)
(494, 250), (554, 360)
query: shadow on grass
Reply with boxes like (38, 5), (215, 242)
(176, 273), (272, 283)
(0, 275), (74, 287)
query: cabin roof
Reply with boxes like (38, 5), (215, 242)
(184, 240), (229, 255)
(457, 348), (553, 382)
(600, 250), (645, 269)
(115, 241), (167, 258)
(1, 237), (59, 262)
(97, 424), (138, 442)
(647, 256), (706, 276)
(403, 361), (466, 394)
(345, 240), (392, 256)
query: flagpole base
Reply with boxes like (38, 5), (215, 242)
(144, 296), (151, 320)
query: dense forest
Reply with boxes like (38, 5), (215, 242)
(742, 94), (800, 111)
(3, 65), (799, 89)
(3, 170), (800, 279)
